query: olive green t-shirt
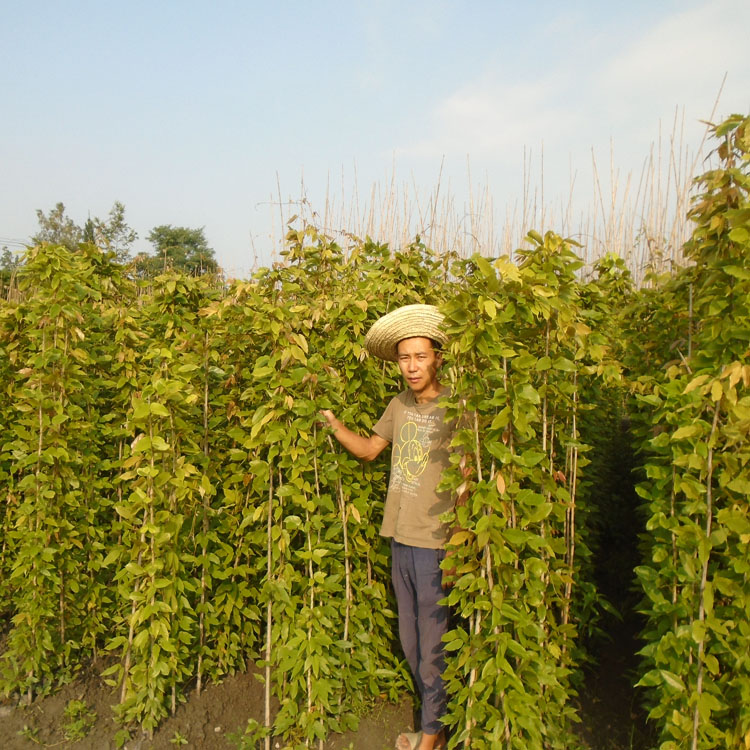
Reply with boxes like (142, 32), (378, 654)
(373, 386), (454, 549)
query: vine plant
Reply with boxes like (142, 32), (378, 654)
(626, 114), (750, 749)
(438, 231), (620, 749)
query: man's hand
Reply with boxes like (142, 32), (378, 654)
(319, 409), (389, 462)
(319, 409), (336, 427)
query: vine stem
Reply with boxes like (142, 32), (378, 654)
(29, 328), (47, 703)
(327, 435), (352, 642)
(264, 459), (275, 750)
(197, 330), (210, 698)
(463, 403), (484, 750)
(670, 466), (678, 617)
(120, 550), (143, 705)
(690, 402), (721, 750)
(502, 357), (517, 535)
(58, 328), (69, 660)
(305, 492), (314, 746)
(563, 371), (578, 629)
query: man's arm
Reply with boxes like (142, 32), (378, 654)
(320, 409), (389, 462)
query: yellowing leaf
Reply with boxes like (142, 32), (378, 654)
(672, 424), (702, 440)
(711, 379), (723, 402)
(496, 472), (506, 494)
(683, 374), (710, 394)
(291, 332), (309, 354)
(448, 530), (473, 546)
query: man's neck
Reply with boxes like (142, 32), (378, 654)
(413, 380), (443, 404)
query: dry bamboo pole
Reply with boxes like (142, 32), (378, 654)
(429, 157), (445, 251)
(327, 435), (352, 643)
(462, 407), (485, 750)
(263, 461), (275, 750)
(562, 372), (579, 631)
(304, 486), (315, 750)
(269, 101), (710, 286)
(196, 329), (210, 697)
(309, 423), (325, 745)
(120, 548), (145, 704)
(690, 403), (721, 750)
(56, 329), (70, 658)
(27, 329), (48, 703)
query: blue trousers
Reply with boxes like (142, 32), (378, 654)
(391, 540), (449, 735)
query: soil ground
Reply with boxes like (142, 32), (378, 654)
(0, 641), (651, 750)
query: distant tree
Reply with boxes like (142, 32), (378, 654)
(1, 246), (23, 284)
(31, 202), (83, 251)
(145, 225), (219, 276)
(82, 218), (96, 244)
(92, 201), (138, 263)
(30, 200), (137, 263)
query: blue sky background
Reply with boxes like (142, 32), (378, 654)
(1, 0), (748, 277)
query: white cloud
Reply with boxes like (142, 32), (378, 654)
(398, 0), (749, 167)
(596, 0), (750, 125)
(397, 74), (583, 161)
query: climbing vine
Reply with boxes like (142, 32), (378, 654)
(0, 112), (747, 750)
(625, 114), (750, 749)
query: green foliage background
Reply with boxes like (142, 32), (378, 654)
(0, 114), (748, 750)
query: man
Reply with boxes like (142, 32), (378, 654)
(320, 303), (454, 750)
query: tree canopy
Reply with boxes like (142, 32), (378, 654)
(138, 225), (219, 277)
(31, 202), (83, 252)
(31, 201), (137, 263)
(28, 203), (222, 278)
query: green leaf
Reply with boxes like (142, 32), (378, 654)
(659, 670), (686, 692)
(728, 227), (749, 244)
(672, 424), (703, 440)
(552, 357), (576, 372)
(150, 403), (170, 417)
(151, 436), (170, 451)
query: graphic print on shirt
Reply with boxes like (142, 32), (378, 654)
(391, 410), (444, 493)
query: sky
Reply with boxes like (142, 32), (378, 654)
(1, 0), (748, 278)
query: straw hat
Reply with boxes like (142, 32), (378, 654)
(364, 304), (446, 362)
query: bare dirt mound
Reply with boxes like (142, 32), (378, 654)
(0, 668), (414, 750)
(0, 638), (650, 750)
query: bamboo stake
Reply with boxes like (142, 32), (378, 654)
(690, 403), (721, 750)
(264, 461), (275, 750)
(327, 436), (352, 643)
(463, 406), (485, 750)
(197, 329), (211, 698)
(305, 492), (315, 748)
(120, 551), (144, 705)
(670, 467), (679, 619)
(563, 372), (579, 629)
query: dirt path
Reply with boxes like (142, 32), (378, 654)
(0, 655), (650, 750)
(0, 668), (413, 750)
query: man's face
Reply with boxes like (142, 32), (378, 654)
(396, 337), (442, 396)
